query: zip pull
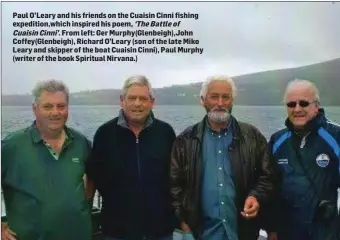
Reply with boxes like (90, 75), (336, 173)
(300, 136), (306, 148)
(136, 137), (139, 144)
(299, 131), (311, 149)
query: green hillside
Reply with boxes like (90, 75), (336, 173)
(2, 58), (340, 106)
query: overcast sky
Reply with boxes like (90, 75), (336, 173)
(2, 1), (340, 94)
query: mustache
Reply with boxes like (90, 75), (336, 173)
(210, 107), (229, 112)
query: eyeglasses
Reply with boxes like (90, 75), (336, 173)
(286, 100), (317, 108)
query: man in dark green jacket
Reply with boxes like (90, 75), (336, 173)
(1, 79), (92, 240)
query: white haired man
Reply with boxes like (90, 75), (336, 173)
(170, 75), (276, 240)
(266, 79), (340, 240)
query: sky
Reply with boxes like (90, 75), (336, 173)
(2, 1), (340, 94)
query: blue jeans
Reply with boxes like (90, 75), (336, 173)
(105, 234), (173, 240)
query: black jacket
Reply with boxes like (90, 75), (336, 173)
(170, 115), (276, 239)
(86, 113), (177, 239)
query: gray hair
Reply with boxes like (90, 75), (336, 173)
(32, 79), (69, 104)
(283, 79), (320, 103)
(200, 75), (237, 100)
(122, 75), (153, 97)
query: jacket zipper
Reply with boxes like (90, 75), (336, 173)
(300, 131), (311, 148)
(136, 137), (141, 184)
(136, 136), (145, 222)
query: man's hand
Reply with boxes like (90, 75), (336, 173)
(268, 232), (278, 240)
(1, 223), (17, 240)
(180, 221), (191, 233)
(241, 196), (259, 219)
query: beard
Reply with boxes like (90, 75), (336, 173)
(207, 107), (231, 124)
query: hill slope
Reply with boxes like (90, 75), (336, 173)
(2, 58), (340, 106)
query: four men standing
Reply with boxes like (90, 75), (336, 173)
(1, 76), (339, 240)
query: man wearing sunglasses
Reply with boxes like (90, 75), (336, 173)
(265, 79), (340, 240)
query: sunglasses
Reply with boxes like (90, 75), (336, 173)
(286, 100), (317, 108)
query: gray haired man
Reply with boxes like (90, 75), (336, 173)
(1, 79), (92, 240)
(266, 79), (340, 240)
(86, 75), (178, 240)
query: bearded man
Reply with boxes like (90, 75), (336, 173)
(170, 75), (276, 240)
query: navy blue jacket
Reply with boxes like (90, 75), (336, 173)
(265, 109), (340, 240)
(86, 112), (177, 239)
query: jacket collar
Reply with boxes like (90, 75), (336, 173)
(29, 120), (73, 144)
(192, 114), (242, 142)
(117, 108), (154, 129)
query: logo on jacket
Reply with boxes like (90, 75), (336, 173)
(278, 159), (288, 164)
(316, 154), (330, 168)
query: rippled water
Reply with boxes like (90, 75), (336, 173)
(5, 105), (340, 139)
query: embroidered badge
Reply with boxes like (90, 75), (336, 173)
(315, 153), (330, 168)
